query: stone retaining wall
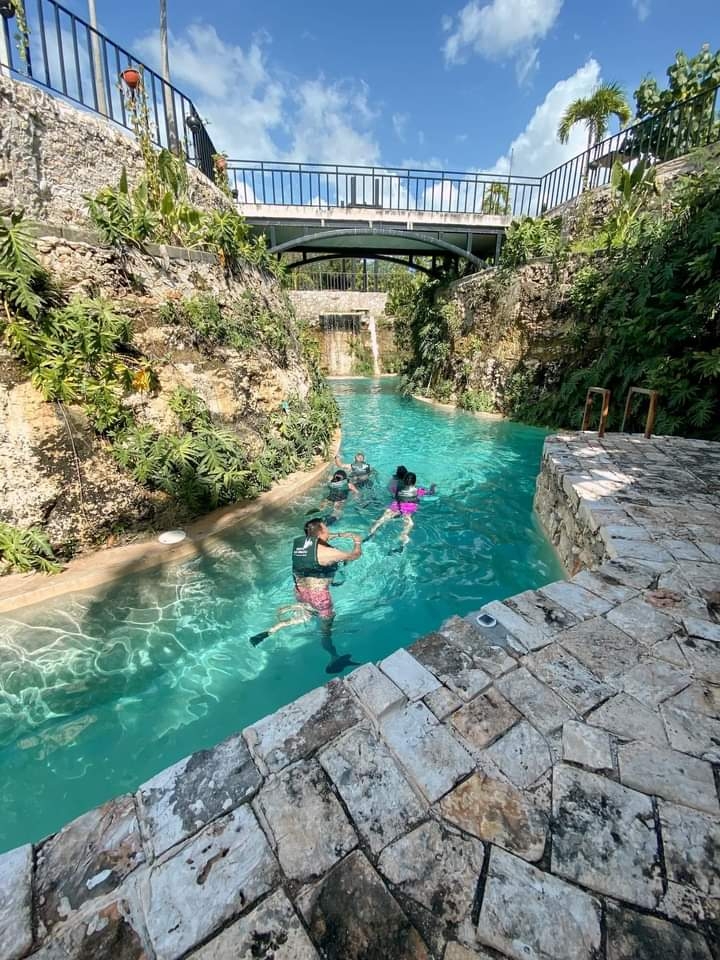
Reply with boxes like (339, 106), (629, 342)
(288, 289), (388, 324)
(1, 432), (719, 960)
(0, 76), (230, 226)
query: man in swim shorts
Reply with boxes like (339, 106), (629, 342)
(368, 472), (436, 550)
(249, 519), (363, 673)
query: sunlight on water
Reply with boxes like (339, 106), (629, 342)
(0, 379), (563, 851)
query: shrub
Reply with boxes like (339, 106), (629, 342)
(500, 217), (564, 269)
(0, 522), (61, 574)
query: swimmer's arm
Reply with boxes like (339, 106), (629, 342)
(334, 455), (349, 469)
(349, 481), (360, 494)
(318, 538), (362, 564)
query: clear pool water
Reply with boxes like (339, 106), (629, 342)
(0, 379), (563, 852)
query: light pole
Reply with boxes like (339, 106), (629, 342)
(159, 0), (178, 151)
(87, 0), (108, 115)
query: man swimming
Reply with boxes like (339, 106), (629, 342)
(368, 472), (436, 550)
(249, 519), (363, 673)
(335, 451), (374, 488)
(320, 469), (358, 523)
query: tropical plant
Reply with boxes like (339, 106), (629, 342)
(557, 83), (632, 187)
(482, 183), (510, 215)
(500, 217), (564, 269)
(635, 44), (720, 118)
(603, 159), (660, 246)
(558, 82), (633, 152)
(0, 522), (60, 574)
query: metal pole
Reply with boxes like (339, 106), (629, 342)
(160, 0), (179, 151)
(87, 0), (108, 115)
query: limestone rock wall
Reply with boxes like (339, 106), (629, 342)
(0, 75), (230, 226)
(446, 257), (585, 409)
(0, 230), (316, 555)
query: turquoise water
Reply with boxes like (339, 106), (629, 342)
(0, 379), (562, 852)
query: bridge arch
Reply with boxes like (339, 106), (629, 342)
(284, 252), (439, 277)
(269, 227), (489, 271)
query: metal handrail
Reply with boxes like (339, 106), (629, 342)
(621, 387), (660, 439)
(539, 84), (720, 212)
(0, 0), (218, 177)
(581, 387), (611, 438)
(287, 271), (392, 292)
(225, 160), (542, 217)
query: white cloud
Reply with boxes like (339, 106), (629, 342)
(392, 112), (409, 142)
(515, 46), (540, 85)
(490, 58), (602, 177)
(443, 0), (563, 78)
(134, 23), (379, 164)
(631, 0), (651, 21)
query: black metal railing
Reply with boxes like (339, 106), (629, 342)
(288, 271), (392, 292)
(540, 84), (720, 211)
(0, 0), (217, 177)
(225, 160), (542, 218)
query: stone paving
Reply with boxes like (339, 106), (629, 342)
(1, 431), (720, 960)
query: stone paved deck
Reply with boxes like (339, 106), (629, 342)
(1, 432), (719, 960)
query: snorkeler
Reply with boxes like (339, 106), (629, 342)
(249, 519), (363, 674)
(368, 472), (436, 550)
(320, 469), (358, 524)
(335, 451), (374, 488)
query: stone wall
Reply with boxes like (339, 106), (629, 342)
(0, 75), (230, 226)
(288, 289), (388, 324)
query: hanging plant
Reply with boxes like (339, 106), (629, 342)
(3, 0), (30, 66)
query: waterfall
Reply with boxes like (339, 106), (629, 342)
(368, 316), (381, 376)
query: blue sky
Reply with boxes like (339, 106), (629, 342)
(70, 0), (718, 176)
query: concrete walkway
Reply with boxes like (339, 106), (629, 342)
(1, 432), (719, 960)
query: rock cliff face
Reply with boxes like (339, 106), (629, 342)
(0, 231), (320, 556)
(446, 258), (587, 411)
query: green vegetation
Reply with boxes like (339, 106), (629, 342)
(87, 151), (279, 276)
(500, 217), (564, 268)
(0, 212), (338, 551)
(557, 82), (632, 154)
(507, 159), (720, 439)
(0, 522), (60, 574)
(159, 291), (295, 364)
(482, 183), (510, 216)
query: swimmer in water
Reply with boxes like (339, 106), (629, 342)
(367, 472), (436, 551)
(335, 450), (374, 488)
(320, 469), (358, 524)
(249, 518), (363, 674)
(388, 465), (408, 495)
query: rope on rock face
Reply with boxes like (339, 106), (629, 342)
(56, 400), (90, 526)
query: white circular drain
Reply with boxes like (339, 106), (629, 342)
(158, 529), (187, 545)
(476, 613), (497, 628)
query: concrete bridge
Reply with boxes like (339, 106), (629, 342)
(227, 162), (542, 270)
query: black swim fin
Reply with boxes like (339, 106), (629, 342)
(249, 631), (270, 647)
(325, 654), (361, 674)
(389, 544), (405, 555)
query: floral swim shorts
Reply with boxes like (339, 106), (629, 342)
(294, 582), (334, 619)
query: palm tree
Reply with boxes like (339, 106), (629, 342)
(159, 0), (178, 151)
(557, 83), (632, 186)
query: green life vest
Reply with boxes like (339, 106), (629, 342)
(292, 536), (337, 579)
(396, 485), (419, 503)
(329, 477), (349, 493)
(350, 462), (371, 478)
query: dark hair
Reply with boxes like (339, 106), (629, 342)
(304, 517), (324, 537)
(403, 472), (417, 486)
(332, 469), (347, 482)
(395, 465), (408, 479)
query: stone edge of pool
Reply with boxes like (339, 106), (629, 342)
(0, 432), (342, 615)
(1, 430), (719, 960)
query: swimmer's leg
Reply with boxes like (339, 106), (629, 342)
(400, 515), (414, 545)
(249, 604), (312, 646)
(366, 509), (394, 541)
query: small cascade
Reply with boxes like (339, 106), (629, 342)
(319, 314), (359, 376)
(368, 316), (381, 375)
